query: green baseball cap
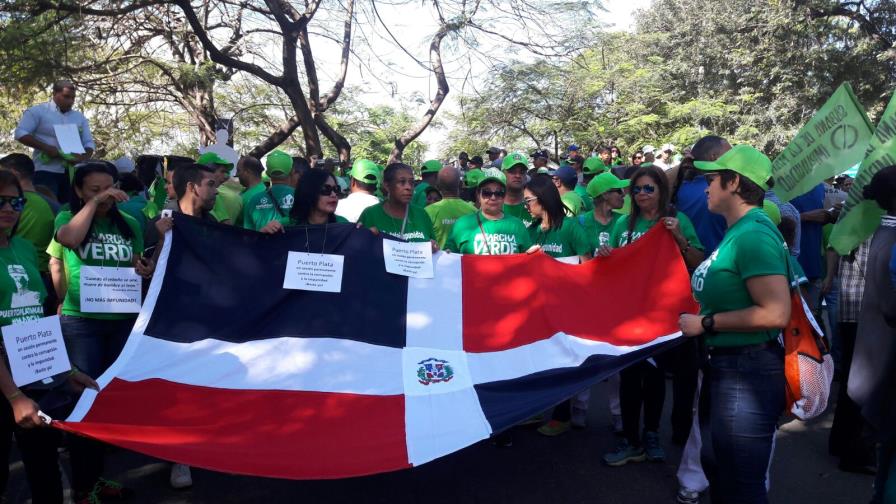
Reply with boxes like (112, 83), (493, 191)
(421, 159), (442, 174)
(197, 151), (232, 169)
(586, 171), (630, 198)
(762, 200), (782, 225)
(582, 156), (608, 176)
(265, 149), (293, 177)
(464, 168), (484, 188)
(351, 158), (382, 185)
(479, 167), (507, 187)
(693, 144), (773, 190)
(501, 152), (529, 171)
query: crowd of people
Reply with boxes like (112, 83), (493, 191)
(0, 81), (894, 504)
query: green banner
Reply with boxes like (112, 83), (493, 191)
(829, 91), (896, 255)
(772, 83), (874, 202)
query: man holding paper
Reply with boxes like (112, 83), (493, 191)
(14, 80), (95, 203)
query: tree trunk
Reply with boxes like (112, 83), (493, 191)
(248, 115), (302, 158)
(315, 113), (351, 162)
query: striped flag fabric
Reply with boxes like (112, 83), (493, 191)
(56, 214), (696, 479)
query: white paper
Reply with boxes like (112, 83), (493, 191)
(80, 266), (142, 313)
(383, 240), (434, 279)
(554, 256), (581, 264)
(1, 316), (71, 386)
(283, 252), (344, 293)
(53, 124), (86, 154)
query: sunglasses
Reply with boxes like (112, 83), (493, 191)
(523, 196), (538, 207)
(0, 196), (25, 212)
(319, 184), (342, 196)
(480, 189), (506, 199)
(631, 184), (656, 195)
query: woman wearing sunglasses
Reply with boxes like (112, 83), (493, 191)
(582, 172), (629, 254)
(359, 163), (436, 244)
(679, 146), (791, 504)
(261, 169), (348, 233)
(445, 168), (531, 255)
(523, 176), (591, 262)
(601, 164), (703, 468)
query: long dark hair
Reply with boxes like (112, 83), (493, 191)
(0, 171), (24, 237)
(625, 164), (674, 246)
(525, 175), (566, 230)
(70, 161), (134, 248)
(289, 168), (339, 224)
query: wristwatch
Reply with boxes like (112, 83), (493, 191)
(701, 314), (715, 334)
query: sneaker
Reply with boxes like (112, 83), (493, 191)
(170, 463), (193, 489)
(89, 478), (135, 501)
(644, 431), (666, 462)
(676, 486), (700, 504)
(537, 420), (571, 437)
(602, 439), (646, 466)
(571, 407), (587, 428)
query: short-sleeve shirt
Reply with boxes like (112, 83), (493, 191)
(580, 212), (622, 255)
(0, 237), (47, 327)
(239, 183), (267, 228)
(445, 211), (532, 255)
(691, 208), (788, 347)
(358, 203), (434, 243)
(212, 184), (243, 225)
(676, 176), (727, 254)
(49, 210), (144, 319)
(14, 101), (95, 174)
(610, 211), (703, 250)
(335, 192), (380, 223)
(528, 217), (592, 258)
(425, 198), (477, 249)
(574, 185), (594, 212)
(244, 185), (295, 231)
(411, 182), (431, 209)
(503, 202), (533, 227)
(17, 192), (55, 273)
(791, 183), (825, 280)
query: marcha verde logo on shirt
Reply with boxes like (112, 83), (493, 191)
(691, 249), (718, 292)
(619, 230), (646, 246)
(385, 230), (426, 241)
(78, 233), (134, 262)
(474, 233), (519, 255)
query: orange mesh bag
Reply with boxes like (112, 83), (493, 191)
(783, 289), (834, 420)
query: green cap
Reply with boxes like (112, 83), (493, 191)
(351, 158), (382, 185)
(479, 167), (506, 187)
(464, 168), (485, 188)
(582, 156), (608, 176)
(265, 150), (293, 177)
(586, 171), (630, 198)
(762, 200), (781, 225)
(693, 144), (773, 190)
(501, 152), (529, 171)
(421, 159), (442, 174)
(197, 151), (232, 169)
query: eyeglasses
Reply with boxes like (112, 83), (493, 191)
(0, 196), (25, 212)
(631, 184), (656, 195)
(480, 189), (506, 199)
(523, 196), (538, 207)
(319, 184), (342, 196)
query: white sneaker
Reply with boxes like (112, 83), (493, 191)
(170, 463), (193, 489)
(676, 486), (700, 504)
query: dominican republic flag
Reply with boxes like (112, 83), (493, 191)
(57, 213), (697, 480)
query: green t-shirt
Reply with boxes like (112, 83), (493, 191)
(289, 215), (349, 225)
(580, 212), (623, 255)
(244, 184), (295, 231)
(239, 182), (267, 227)
(212, 183), (243, 225)
(358, 203), (434, 243)
(560, 191), (585, 216)
(691, 209), (788, 348)
(425, 198), (477, 249)
(411, 182), (430, 209)
(16, 192), (55, 273)
(445, 211), (532, 255)
(789, 255), (808, 287)
(609, 211), (703, 250)
(50, 211), (144, 320)
(0, 237), (46, 328)
(503, 202), (533, 227)
(574, 185), (594, 212)
(528, 217), (592, 258)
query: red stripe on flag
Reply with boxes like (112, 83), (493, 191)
(461, 225), (698, 352)
(56, 378), (410, 479)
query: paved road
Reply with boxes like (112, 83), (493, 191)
(6, 381), (875, 503)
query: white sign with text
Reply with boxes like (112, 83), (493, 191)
(283, 252), (344, 293)
(383, 240), (434, 279)
(1, 316), (71, 386)
(80, 266), (142, 313)
(53, 124), (86, 154)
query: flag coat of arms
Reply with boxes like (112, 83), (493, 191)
(57, 214), (696, 479)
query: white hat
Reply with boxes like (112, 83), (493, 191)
(114, 156), (135, 173)
(661, 143), (675, 152)
(642, 145), (656, 155)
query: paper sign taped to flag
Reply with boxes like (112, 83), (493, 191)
(283, 251), (344, 292)
(383, 240), (434, 278)
(1, 316), (71, 386)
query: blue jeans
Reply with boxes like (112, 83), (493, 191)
(700, 345), (785, 504)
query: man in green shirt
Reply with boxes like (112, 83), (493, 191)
(236, 156), (266, 228)
(552, 165), (585, 216)
(411, 159), (441, 208)
(244, 150), (297, 231)
(501, 152), (533, 226)
(197, 151), (242, 225)
(0, 154), (55, 274)
(425, 168), (476, 249)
